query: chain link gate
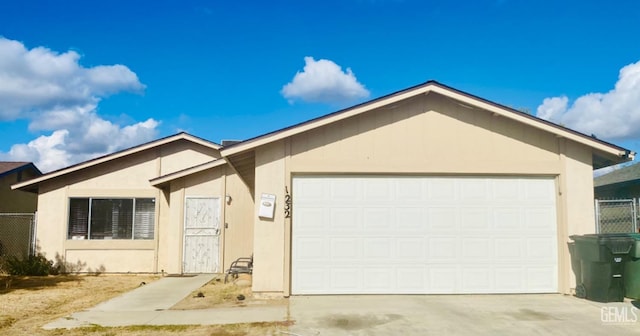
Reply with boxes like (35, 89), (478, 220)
(0, 213), (37, 259)
(594, 199), (638, 234)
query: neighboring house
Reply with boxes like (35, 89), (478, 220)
(13, 81), (632, 297)
(594, 162), (640, 199)
(0, 162), (41, 213)
(0, 162), (42, 257)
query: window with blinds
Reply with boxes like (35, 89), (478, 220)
(67, 198), (155, 240)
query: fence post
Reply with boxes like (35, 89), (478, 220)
(30, 211), (37, 256)
(633, 199), (638, 234)
(594, 199), (600, 233)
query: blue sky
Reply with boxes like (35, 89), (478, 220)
(1, 0), (640, 172)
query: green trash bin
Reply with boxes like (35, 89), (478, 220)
(624, 233), (640, 300)
(570, 234), (635, 302)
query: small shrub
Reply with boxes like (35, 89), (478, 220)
(4, 253), (54, 276)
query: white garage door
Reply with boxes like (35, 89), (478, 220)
(291, 176), (558, 295)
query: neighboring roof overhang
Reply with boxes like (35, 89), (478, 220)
(0, 162), (42, 179)
(149, 159), (227, 188)
(220, 81), (633, 169)
(12, 132), (221, 191)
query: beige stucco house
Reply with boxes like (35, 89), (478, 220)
(14, 81), (632, 297)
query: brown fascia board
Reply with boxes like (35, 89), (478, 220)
(220, 80), (633, 162)
(12, 132), (221, 191)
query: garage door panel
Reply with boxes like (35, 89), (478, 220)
(363, 238), (392, 259)
(462, 208), (491, 231)
(396, 207), (425, 230)
(293, 268), (327, 293)
(461, 267), (493, 292)
(397, 238), (425, 259)
(364, 268), (393, 290)
(428, 178), (456, 201)
(397, 268), (426, 290)
(330, 179), (362, 201)
(292, 176), (558, 294)
(428, 267), (458, 292)
(460, 179), (490, 200)
(363, 208), (391, 230)
(294, 237), (326, 259)
(397, 179), (424, 200)
(493, 208), (521, 230)
(525, 208), (557, 230)
(495, 267), (526, 291)
(330, 238), (359, 259)
(428, 207), (459, 231)
(494, 238), (524, 260)
(330, 268), (360, 290)
(527, 267), (558, 291)
(462, 238), (492, 259)
(365, 179), (393, 200)
(493, 179), (521, 200)
(428, 237), (459, 261)
(525, 237), (557, 259)
(295, 208), (326, 232)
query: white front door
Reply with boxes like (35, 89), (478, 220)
(183, 197), (220, 273)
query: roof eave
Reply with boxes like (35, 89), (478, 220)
(149, 159), (227, 188)
(220, 81), (632, 164)
(13, 132), (221, 191)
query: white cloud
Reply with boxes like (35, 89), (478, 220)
(0, 37), (157, 172)
(536, 60), (640, 140)
(281, 56), (370, 104)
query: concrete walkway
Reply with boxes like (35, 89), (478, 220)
(43, 274), (288, 329)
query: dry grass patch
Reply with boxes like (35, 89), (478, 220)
(0, 273), (292, 335)
(172, 274), (287, 310)
(0, 274), (158, 335)
(42, 321), (294, 336)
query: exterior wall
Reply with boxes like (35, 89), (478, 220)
(253, 142), (287, 294)
(159, 140), (221, 175)
(559, 139), (596, 293)
(35, 141), (220, 273)
(251, 93), (597, 295)
(221, 168), (255, 270)
(156, 166), (255, 274)
(0, 170), (39, 213)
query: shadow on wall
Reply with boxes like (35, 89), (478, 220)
(53, 252), (106, 275)
(568, 242), (582, 297)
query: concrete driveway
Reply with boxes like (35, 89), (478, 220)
(44, 275), (639, 335)
(287, 295), (640, 335)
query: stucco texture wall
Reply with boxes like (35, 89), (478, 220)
(34, 140), (220, 273)
(251, 92), (596, 295)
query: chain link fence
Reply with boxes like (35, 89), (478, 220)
(594, 199), (638, 233)
(0, 213), (36, 259)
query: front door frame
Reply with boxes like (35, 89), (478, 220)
(182, 196), (221, 273)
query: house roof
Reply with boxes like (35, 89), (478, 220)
(220, 80), (633, 170)
(594, 162), (640, 188)
(0, 162), (42, 178)
(149, 158), (228, 187)
(12, 132), (221, 191)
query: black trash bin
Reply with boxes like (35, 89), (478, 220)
(570, 234), (635, 302)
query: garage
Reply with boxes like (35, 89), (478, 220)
(291, 175), (558, 295)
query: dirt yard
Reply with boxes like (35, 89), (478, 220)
(0, 274), (291, 336)
(172, 274), (287, 310)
